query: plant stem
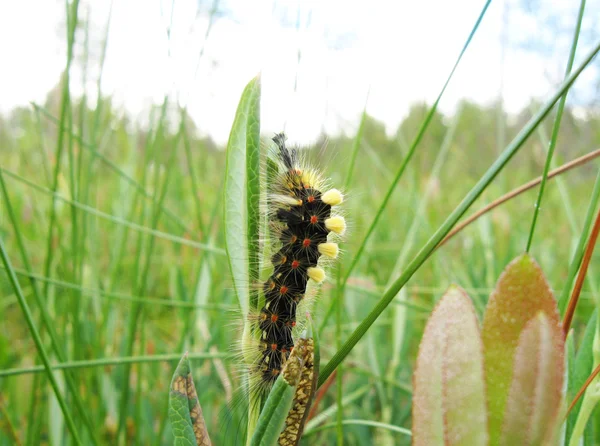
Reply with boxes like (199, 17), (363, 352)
(563, 207), (600, 337)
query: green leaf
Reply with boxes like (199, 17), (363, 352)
(169, 354), (211, 446)
(482, 254), (561, 445)
(224, 75), (262, 317)
(500, 313), (564, 445)
(250, 355), (303, 446)
(245, 77), (261, 311)
(566, 310), (597, 441)
(412, 286), (488, 446)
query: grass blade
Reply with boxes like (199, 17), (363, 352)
(0, 351), (227, 378)
(342, 0), (492, 284)
(317, 40), (600, 387)
(250, 339), (306, 446)
(0, 235), (82, 445)
(525, 0), (586, 251)
(566, 310), (597, 440)
(558, 168), (600, 315)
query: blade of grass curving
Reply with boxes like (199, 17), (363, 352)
(0, 351), (227, 378)
(0, 235), (82, 445)
(0, 167), (224, 254)
(318, 40), (600, 387)
(342, 0), (492, 284)
(117, 103), (182, 440)
(0, 171), (98, 443)
(304, 385), (370, 432)
(224, 74), (261, 317)
(302, 420), (412, 438)
(0, 265), (232, 311)
(525, 0), (586, 252)
(439, 148), (600, 248)
(558, 168), (600, 315)
(32, 103), (192, 235)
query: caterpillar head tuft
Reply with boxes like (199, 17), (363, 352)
(273, 132), (297, 170)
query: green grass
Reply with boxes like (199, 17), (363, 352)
(1, 2), (600, 445)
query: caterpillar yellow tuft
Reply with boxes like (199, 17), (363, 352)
(245, 132), (345, 397)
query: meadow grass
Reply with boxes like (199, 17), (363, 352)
(1, 1), (600, 445)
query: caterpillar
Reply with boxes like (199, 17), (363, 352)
(249, 132), (345, 394)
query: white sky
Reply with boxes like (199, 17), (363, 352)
(1, 0), (598, 145)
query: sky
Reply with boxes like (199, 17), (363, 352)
(1, 0), (599, 145)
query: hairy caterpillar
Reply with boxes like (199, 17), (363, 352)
(246, 132), (345, 396)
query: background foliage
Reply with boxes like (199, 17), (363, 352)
(1, 1), (600, 444)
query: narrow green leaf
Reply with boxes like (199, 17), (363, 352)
(225, 75), (262, 317)
(169, 354), (211, 446)
(0, 234), (82, 444)
(250, 375), (296, 446)
(250, 352), (303, 446)
(500, 313), (564, 445)
(302, 419), (412, 438)
(412, 286), (488, 446)
(342, 0), (492, 284)
(482, 254), (561, 445)
(525, 0), (586, 251)
(558, 168), (600, 315)
(566, 310), (597, 441)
